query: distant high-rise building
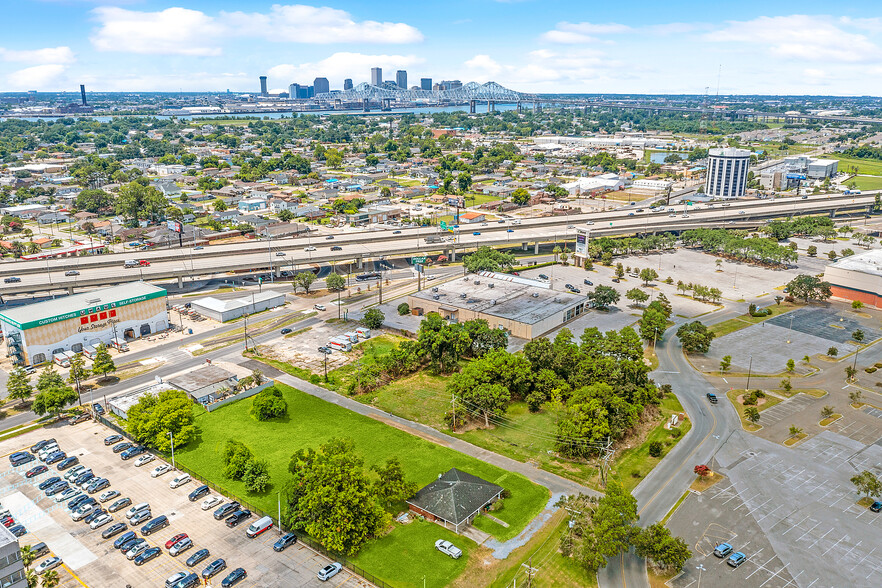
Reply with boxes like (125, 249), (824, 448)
(80, 84), (87, 106)
(371, 67), (382, 86)
(421, 78), (432, 91)
(259, 76), (268, 96)
(705, 147), (751, 199)
(344, 78), (353, 91)
(396, 70), (407, 89)
(313, 77), (330, 95)
(289, 83), (301, 99)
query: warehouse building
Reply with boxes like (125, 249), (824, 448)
(407, 272), (585, 340)
(0, 282), (168, 366)
(189, 290), (286, 322)
(824, 250), (882, 308)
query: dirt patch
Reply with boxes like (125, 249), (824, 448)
(367, 413), (451, 447)
(736, 394), (767, 407)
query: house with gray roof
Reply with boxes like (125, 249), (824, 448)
(406, 468), (504, 534)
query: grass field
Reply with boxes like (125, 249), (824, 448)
(708, 302), (797, 338)
(832, 155), (882, 176)
(175, 383), (548, 587)
(850, 176), (882, 190)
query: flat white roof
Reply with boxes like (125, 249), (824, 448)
(828, 249), (882, 278)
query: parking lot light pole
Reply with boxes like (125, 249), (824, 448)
(696, 564), (706, 588)
(167, 431), (176, 471)
(745, 355), (753, 392)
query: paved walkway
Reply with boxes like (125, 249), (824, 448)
(274, 373), (598, 498)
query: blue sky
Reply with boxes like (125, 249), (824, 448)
(2, 0), (881, 94)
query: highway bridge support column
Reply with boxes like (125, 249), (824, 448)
(275, 266), (281, 278)
(522, 242), (528, 251)
(357, 256), (364, 269)
(448, 248), (456, 262)
(534, 241), (539, 254)
(363, 99), (370, 112)
(67, 286), (74, 295)
(177, 275), (183, 288)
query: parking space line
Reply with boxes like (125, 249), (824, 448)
(807, 529), (832, 549)
(781, 515), (810, 535)
(805, 578), (819, 588)
(744, 554), (773, 579)
(851, 547), (876, 571)
(840, 540), (862, 563)
(821, 534), (849, 556)
(755, 504), (783, 523)
(758, 565), (789, 587)
(795, 522), (821, 543)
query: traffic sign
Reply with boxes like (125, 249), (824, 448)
(440, 221), (447, 230)
(412, 256), (427, 264)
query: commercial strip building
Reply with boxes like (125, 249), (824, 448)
(824, 250), (882, 308)
(189, 290), (287, 322)
(0, 282), (168, 366)
(705, 147), (750, 199)
(407, 271), (585, 340)
(759, 155), (839, 191)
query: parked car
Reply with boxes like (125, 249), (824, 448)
(10, 452), (36, 467)
(714, 543), (733, 557)
(68, 413), (90, 425)
(135, 546), (162, 566)
(245, 515), (273, 538)
(134, 454), (155, 467)
(125, 540), (149, 560)
(142, 515), (169, 535)
(165, 533), (189, 550)
(186, 548), (210, 568)
(30, 439), (56, 454)
(54, 489), (79, 503)
(317, 563), (342, 581)
(101, 522), (128, 539)
(38, 477), (62, 491)
(113, 531), (137, 550)
(130, 510), (153, 525)
(71, 504), (96, 521)
(8, 524), (26, 537)
(221, 568), (247, 587)
(213, 502), (240, 520)
(170, 537), (193, 557)
(435, 539), (463, 559)
(26, 465), (48, 478)
(35, 557), (62, 574)
(727, 552), (747, 567)
(108, 497), (132, 513)
(166, 572), (188, 588)
(871, 501), (882, 513)
(119, 536), (142, 554)
(84, 508), (106, 524)
(57, 456), (79, 470)
(99, 490), (120, 503)
(151, 464), (171, 478)
(273, 532), (298, 551)
(89, 513), (113, 530)
(583, 279), (593, 286)
(169, 474), (191, 488)
(121, 446), (146, 460)
(201, 496), (223, 511)
(202, 558), (227, 579)
(64, 465), (86, 480)
(87, 478), (110, 494)
(188, 485), (210, 502)
(112, 442), (133, 454)
(104, 434), (123, 446)
(224, 509), (252, 528)
(45, 451), (67, 465)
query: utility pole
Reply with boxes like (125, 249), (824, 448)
(451, 393), (456, 432)
(599, 437), (615, 487)
(521, 557), (537, 588)
(167, 431), (176, 470)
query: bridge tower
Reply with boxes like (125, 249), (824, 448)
(362, 98), (370, 112)
(469, 100), (476, 114)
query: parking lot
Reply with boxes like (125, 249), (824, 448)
(0, 421), (369, 588)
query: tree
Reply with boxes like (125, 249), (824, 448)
(284, 438), (388, 555)
(463, 246), (516, 273)
(67, 353), (90, 397)
(853, 329), (865, 344)
(277, 209), (294, 222)
(786, 358), (795, 373)
(828, 250), (838, 260)
(20, 545), (37, 569)
(325, 272), (345, 292)
(788, 425), (803, 438)
(397, 302), (410, 316)
(115, 181), (166, 222)
(615, 262), (625, 278)
(846, 365), (857, 381)
(851, 470), (882, 499)
(362, 308), (384, 329)
(511, 187), (530, 205)
(588, 285), (620, 309)
(828, 346), (839, 357)
(821, 405), (835, 419)
(40, 569), (59, 588)
(293, 271), (316, 294)
(786, 274), (832, 303)
(125, 389), (197, 452)
(457, 172), (473, 194)
(693, 464), (711, 477)
(6, 367), (33, 406)
(32, 384), (78, 420)
(371, 458), (418, 506)
(638, 308), (666, 341)
(676, 321), (715, 354)
(251, 387), (287, 421)
(243, 459), (271, 493)
(807, 245), (817, 257)
(781, 378), (792, 394)
(720, 355), (732, 374)
(853, 300), (864, 310)
(223, 440), (254, 480)
(91, 343), (116, 380)
(745, 406), (760, 424)
(639, 267), (659, 286)
(75, 189), (113, 213)
(648, 440), (663, 457)
(591, 482), (638, 566)
(849, 389), (863, 405)
(633, 523), (691, 573)
(625, 288), (649, 306)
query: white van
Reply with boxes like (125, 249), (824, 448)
(343, 332), (360, 344)
(246, 515), (274, 538)
(53, 351), (74, 367)
(81, 345), (98, 359)
(125, 502), (150, 520)
(355, 327), (371, 340)
(328, 337), (351, 352)
(124, 260), (139, 268)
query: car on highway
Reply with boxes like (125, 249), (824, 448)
(727, 552), (747, 567)
(393, 230), (402, 234)
(202, 558), (227, 580)
(108, 497), (132, 513)
(135, 546), (162, 566)
(472, 231), (481, 235)
(4, 277), (21, 283)
(134, 454), (155, 467)
(104, 435), (124, 446)
(151, 464), (171, 478)
(330, 245), (342, 251)
(169, 473), (191, 488)
(275, 251), (286, 256)
(26, 465), (48, 478)
(304, 246), (316, 252)
(186, 548), (211, 568)
(325, 235), (335, 240)
(273, 532), (298, 551)
(221, 568), (247, 587)
(317, 563), (342, 581)
(35, 557), (62, 574)
(64, 270), (80, 277)
(738, 210), (746, 214)
(194, 246), (204, 250)
(201, 496), (223, 511)
(435, 539), (462, 559)
(280, 328), (292, 335)
(314, 304), (326, 311)
(681, 213), (689, 218)
(628, 212), (635, 216)
(714, 542), (733, 557)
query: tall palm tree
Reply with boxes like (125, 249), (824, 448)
(41, 569), (59, 588)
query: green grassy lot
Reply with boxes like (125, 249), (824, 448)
(175, 383), (548, 586)
(609, 394), (691, 492)
(726, 389), (782, 431)
(354, 371), (450, 428)
(831, 155), (882, 176)
(850, 176), (882, 190)
(708, 302), (797, 338)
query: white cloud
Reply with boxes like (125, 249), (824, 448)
(556, 22), (633, 35)
(6, 64), (68, 90)
(0, 46), (75, 64)
(540, 31), (597, 44)
(91, 7), (224, 56)
(222, 5), (423, 44)
(464, 55), (503, 77)
(708, 15), (880, 63)
(268, 52), (424, 86)
(90, 4), (423, 55)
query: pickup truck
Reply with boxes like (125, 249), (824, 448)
(706, 392), (718, 404)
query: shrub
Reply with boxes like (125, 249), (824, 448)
(670, 427), (683, 439)
(866, 367), (878, 374)
(649, 440), (663, 458)
(397, 302), (410, 316)
(694, 464), (711, 477)
(250, 387), (288, 421)
(243, 459), (271, 493)
(875, 363), (882, 368)
(309, 374), (321, 385)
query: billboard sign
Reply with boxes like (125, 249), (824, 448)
(786, 173), (807, 180)
(167, 220), (183, 233)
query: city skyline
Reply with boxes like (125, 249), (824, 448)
(1, 1), (882, 95)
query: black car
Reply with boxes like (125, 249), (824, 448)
(68, 495), (92, 510)
(393, 230), (402, 234)
(30, 439), (56, 454)
(142, 515), (169, 535)
(112, 442), (133, 454)
(583, 279), (593, 286)
(121, 446), (146, 460)
(74, 472), (95, 486)
(119, 536), (142, 553)
(273, 532), (298, 552)
(221, 568), (247, 587)
(538, 274), (549, 280)
(612, 277), (621, 283)
(113, 530), (137, 550)
(224, 509), (252, 528)
(213, 502), (240, 520)
(280, 328), (292, 335)
(202, 558), (227, 579)
(101, 522), (128, 539)
(188, 485), (210, 502)
(57, 456), (79, 470)
(330, 246), (342, 251)
(38, 477), (62, 491)
(186, 548), (210, 568)
(25, 465), (48, 478)
(3, 277), (20, 283)
(134, 546), (162, 566)
(104, 435), (124, 446)
(10, 452), (35, 467)
(8, 524), (26, 537)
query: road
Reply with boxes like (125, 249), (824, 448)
(0, 192), (875, 296)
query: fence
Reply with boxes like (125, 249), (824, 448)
(205, 381), (274, 412)
(94, 415), (395, 588)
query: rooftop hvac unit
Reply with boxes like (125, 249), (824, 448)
(433, 294), (440, 300)
(553, 297), (561, 303)
(491, 300), (497, 305)
(474, 280), (480, 285)
(460, 293), (467, 298)
(531, 292), (539, 298)
(431, 287), (438, 292)
(488, 283), (495, 288)
(86, 298), (100, 304)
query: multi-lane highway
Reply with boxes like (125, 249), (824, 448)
(0, 192), (874, 296)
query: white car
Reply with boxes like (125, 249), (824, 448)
(169, 474), (191, 489)
(305, 246), (316, 252)
(585, 220), (594, 225)
(89, 513), (112, 530)
(134, 454), (155, 467)
(35, 556), (62, 574)
(151, 464), (171, 478)
(71, 504), (95, 521)
(435, 539), (462, 559)
(201, 496), (223, 511)
(55, 488), (79, 503)
(738, 210), (746, 214)
(125, 542), (148, 560)
(99, 490), (120, 503)
(313, 304), (326, 311)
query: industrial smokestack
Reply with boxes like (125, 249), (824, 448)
(80, 85), (87, 106)
(259, 76), (268, 96)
